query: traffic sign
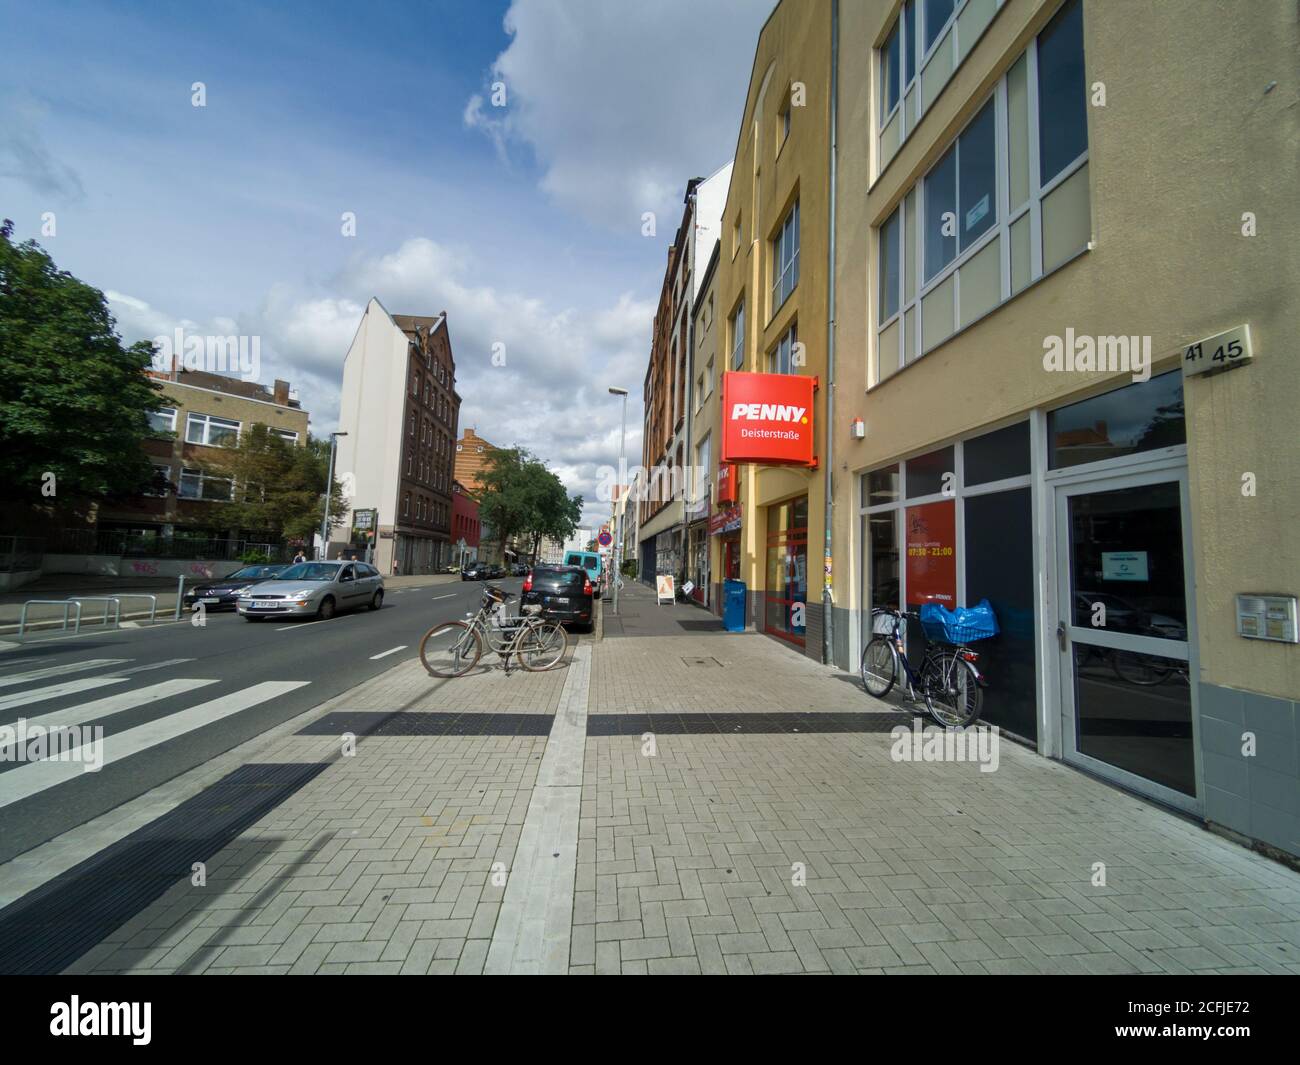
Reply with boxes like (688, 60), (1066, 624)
(597, 530), (612, 547)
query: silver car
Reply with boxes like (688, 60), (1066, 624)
(237, 560), (384, 621)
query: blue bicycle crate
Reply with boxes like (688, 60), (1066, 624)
(919, 600), (999, 644)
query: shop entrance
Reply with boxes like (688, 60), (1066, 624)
(764, 496), (808, 646)
(1053, 461), (1198, 812)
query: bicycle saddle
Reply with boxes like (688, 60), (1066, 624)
(484, 585), (515, 600)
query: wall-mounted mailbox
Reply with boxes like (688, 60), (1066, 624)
(1236, 594), (1298, 643)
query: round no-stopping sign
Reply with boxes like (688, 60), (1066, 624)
(597, 531), (612, 547)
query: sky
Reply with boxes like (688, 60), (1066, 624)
(0, 0), (774, 527)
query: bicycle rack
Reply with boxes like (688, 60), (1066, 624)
(17, 600), (82, 639)
(66, 596), (121, 630)
(113, 594), (158, 625)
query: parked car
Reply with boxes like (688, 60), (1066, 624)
(522, 564), (595, 630)
(563, 551), (603, 592)
(183, 563), (288, 611)
(461, 562), (502, 581)
(237, 560), (384, 621)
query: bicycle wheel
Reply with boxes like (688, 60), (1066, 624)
(860, 637), (897, 698)
(924, 652), (982, 728)
(419, 620), (483, 677)
(1111, 649), (1172, 686)
(519, 620), (568, 671)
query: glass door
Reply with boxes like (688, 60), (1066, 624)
(1054, 467), (1199, 811)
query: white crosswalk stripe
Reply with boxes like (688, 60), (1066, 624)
(0, 680), (310, 809)
(0, 659), (129, 689)
(0, 678), (221, 757)
(0, 659), (196, 714)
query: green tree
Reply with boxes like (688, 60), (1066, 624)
(199, 426), (345, 543)
(0, 219), (161, 503)
(477, 446), (582, 559)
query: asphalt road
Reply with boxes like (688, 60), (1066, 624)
(0, 577), (526, 864)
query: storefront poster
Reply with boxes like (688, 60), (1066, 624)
(905, 500), (956, 606)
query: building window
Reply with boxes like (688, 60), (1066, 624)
(768, 324), (799, 375)
(403, 493), (410, 517)
(874, 0), (1089, 382)
(772, 200), (800, 311)
(877, 0), (1005, 175)
(268, 427), (298, 444)
(185, 412), (240, 447)
(1037, 0), (1087, 183)
(178, 467), (232, 501)
(732, 215), (742, 259)
(148, 407), (177, 434)
(144, 464), (173, 497)
(729, 300), (746, 370)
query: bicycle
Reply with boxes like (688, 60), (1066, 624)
(860, 607), (988, 727)
(419, 585), (569, 677)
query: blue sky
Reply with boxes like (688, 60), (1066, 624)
(1, 0), (773, 524)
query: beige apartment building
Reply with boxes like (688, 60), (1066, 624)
(829, 0), (1298, 857)
(714, 0), (834, 659)
(98, 367), (309, 546)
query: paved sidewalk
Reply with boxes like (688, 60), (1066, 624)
(2, 583), (1297, 975)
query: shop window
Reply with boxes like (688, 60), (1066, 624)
(865, 464), (900, 507)
(1048, 371), (1184, 470)
(867, 512), (899, 610)
(904, 445), (954, 498)
(764, 496), (808, 645)
(964, 421), (1030, 485)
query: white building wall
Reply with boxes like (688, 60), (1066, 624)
(334, 298), (408, 549)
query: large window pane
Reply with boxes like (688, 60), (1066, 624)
(965, 488), (1037, 740)
(924, 0), (955, 51)
(868, 512), (900, 609)
(923, 146), (957, 281)
(958, 99), (996, 249)
(1048, 371), (1185, 470)
(905, 445), (954, 498)
(903, 0), (916, 83)
(866, 464), (900, 507)
(882, 22), (901, 121)
(964, 421), (1030, 485)
(879, 207), (901, 323)
(1038, 0), (1087, 182)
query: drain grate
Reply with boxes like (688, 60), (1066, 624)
(0, 762), (326, 975)
(586, 712), (922, 736)
(681, 656), (723, 667)
(297, 711), (555, 737)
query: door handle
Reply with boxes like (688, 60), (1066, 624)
(1056, 622), (1067, 652)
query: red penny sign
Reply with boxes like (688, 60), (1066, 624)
(720, 372), (816, 467)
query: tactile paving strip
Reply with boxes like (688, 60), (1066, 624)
(585, 712), (923, 735)
(0, 762), (327, 975)
(296, 711), (556, 737)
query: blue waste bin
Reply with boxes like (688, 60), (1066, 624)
(723, 579), (747, 633)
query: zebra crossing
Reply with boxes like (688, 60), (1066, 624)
(0, 654), (309, 811)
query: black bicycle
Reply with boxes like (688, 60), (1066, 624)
(860, 607), (988, 727)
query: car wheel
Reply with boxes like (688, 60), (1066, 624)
(369, 590), (384, 611)
(317, 596), (336, 621)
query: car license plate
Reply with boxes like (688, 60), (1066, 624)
(253, 600), (278, 609)
(200, 597), (220, 604)
(549, 596), (569, 605)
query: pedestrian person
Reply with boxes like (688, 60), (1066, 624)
(292, 549), (306, 564)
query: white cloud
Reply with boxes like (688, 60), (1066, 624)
(111, 237), (653, 527)
(467, 0), (772, 230)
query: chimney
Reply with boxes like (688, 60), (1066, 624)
(273, 379), (290, 406)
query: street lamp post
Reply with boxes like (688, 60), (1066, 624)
(609, 386), (628, 616)
(319, 431), (347, 561)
